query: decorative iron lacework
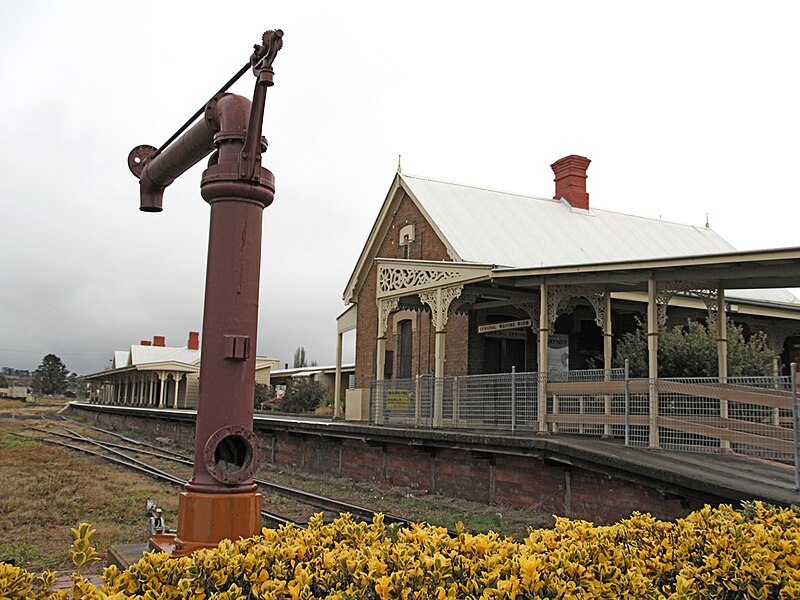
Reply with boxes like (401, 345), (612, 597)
(512, 301), (540, 331)
(547, 285), (608, 331)
(453, 292), (480, 315)
(693, 288), (721, 330)
(378, 266), (462, 295)
(656, 281), (718, 328)
(419, 285), (464, 331)
(377, 298), (399, 337)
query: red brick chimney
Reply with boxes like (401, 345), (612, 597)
(140, 340), (152, 346)
(551, 155), (591, 210)
(187, 331), (200, 350)
(153, 335), (166, 347)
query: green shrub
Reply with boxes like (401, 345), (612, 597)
(615, 319), (776, 378)
(277, 379), (328, 413)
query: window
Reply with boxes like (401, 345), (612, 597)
(398, 320), (413, 379)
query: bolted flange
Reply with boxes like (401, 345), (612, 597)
(203, 425), (261, 485)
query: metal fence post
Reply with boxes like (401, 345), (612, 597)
(552, 394), (559, 434)
(792, 362), (799, 491)
(453, 376), (460, 427)
(430, 375), (435, 429)
(624, 359), (630, 447)
(511, 366), (517, 434)
(370, 379), (375, 425)
(414, 375), (421, 426)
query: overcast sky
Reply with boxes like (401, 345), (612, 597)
(1, 1), (798, 375)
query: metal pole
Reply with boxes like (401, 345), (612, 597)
(414, 375), (421, 426)
(511, 366), (517, 434)
(624, 359), (630, 447)
(430, 376), (435, 429)
(370, 379), (376, 425)
(791, 362), (799, 491)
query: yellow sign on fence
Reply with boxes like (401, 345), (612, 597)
(386, 389), (410, 410)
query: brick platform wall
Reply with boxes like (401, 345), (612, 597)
(71, 406), (705, 523)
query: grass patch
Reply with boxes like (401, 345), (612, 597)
(0, 414), (179, 572)
(0, 540), (45, 567)
(0, 431), (36, 449)
(0, 399), (27, 410)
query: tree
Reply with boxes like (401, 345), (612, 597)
(32, 354), (71, 395)
(0, 374), (7, 387)
(293, 346), (308, 368)
(277, 379), (328, 413)
(253, 383), (275, 409)
(614, 319), (776, 378)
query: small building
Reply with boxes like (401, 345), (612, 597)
(0, 385), (29, 399)
(83, 332), (280, 409)
(269, 364), (355, 402)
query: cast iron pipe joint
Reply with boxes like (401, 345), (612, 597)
(200, 94), (275, 209)
(127, 29), (282, 213)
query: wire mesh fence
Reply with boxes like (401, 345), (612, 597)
(371, 369), (798, 468)
(372, 371), (541, 432)
(656, 376), (795, 460)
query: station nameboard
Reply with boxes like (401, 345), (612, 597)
(477, 319), (532, 334)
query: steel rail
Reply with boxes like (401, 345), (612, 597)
(52, 425), (195, 466)
(39, 436), (187, 487)
(64, 421), (412, 525)
(49, 422), (454, 533)
(26, 433), (296, 529)
(252, 478), (413, 528)
(73, 420), (192, 460)
(31, 426), (188, 484)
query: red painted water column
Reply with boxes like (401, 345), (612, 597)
(128, 30), (283, 556)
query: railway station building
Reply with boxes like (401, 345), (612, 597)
(82, 332), (280, 408)
(337, 155), (800, 425)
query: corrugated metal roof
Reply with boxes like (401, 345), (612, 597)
(128, 345), (200, 367)
(112, 351), (130, 369)
(401, 174), (735, 267)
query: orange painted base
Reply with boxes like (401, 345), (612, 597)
(150, 491), (262, 557)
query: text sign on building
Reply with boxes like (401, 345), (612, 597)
(477, 319), (532, 334)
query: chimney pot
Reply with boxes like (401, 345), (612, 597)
(551, 154), (591, 210)
(153, 335), (166, 347)
(140, 340), (152, 346)
(188, 331), (200, 350)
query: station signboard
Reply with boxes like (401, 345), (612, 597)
(477, 319), (532, 334)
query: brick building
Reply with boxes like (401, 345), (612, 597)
(336, 155), (800, 420)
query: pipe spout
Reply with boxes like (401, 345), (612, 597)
(129, 94), (253, 212)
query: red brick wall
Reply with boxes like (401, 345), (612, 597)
(260, 432), (703, 523)
(354, 192), (468, 388)
(71, 406), (707, 523)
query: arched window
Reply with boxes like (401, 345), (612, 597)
(398, 319), (413, 379)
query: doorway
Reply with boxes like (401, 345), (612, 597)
(483, 337), (526, 373)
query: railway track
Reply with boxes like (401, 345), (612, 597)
(18, 419), (418, 532)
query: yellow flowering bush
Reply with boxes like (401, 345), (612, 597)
(2, 502), (799, 599)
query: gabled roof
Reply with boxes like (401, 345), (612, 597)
(344, 172), (737, 304)
(128, 345), (200, 368)
(89, 344), (201, 379)
(401, 175), (735, 267)
(112, 351), (130, 369)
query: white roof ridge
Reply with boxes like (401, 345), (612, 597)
(401, 173), (554, 203)
(590, 206), (711, 230)
(402, 172), (714, 231)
